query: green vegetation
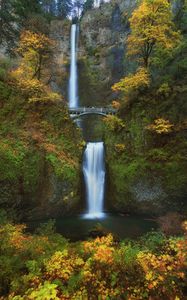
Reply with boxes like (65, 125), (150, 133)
(0, 216), (186, 299)
(102, 0), (187, 214)
(0, 29), (82, 219)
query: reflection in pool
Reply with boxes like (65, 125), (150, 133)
(28, 214), (157, 241)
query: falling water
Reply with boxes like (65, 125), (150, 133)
(69, 24), (78, 108)
(94, 0), (110, 7)
(68, 25), (105, 218)
(83, 142), (106, 219)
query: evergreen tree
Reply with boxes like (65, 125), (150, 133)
(14, 0), (41, 20)
(0, 0), (17, 48)
(0, 0), (41, 50)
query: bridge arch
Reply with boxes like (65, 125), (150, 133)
(68, 107), (117, 120)
(70, 112), (110, 120)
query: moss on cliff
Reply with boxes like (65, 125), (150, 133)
(78, 0), (136, 106)
(104, 132), (187, 215)
(0, 59), (83, 220)
(103, 42), (187, 214)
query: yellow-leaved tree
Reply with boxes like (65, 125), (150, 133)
(127, 0), (181, 68)
(11, 30), (60, 103)
(17, 30), (54, 80)
(112, 0), (181, 99)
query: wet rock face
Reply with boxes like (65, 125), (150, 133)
(1, 153), (81, 221)
(130, 178), (168, 214)
(28, 168), (80, 220)
(50, 0), (182, 105)
(49, 20), (71, 98)
(78, 0), (135, 105)
(111, 4), (122, 32)
(49, 0), (136, 106)
(132, 179), (167, 204)
(109, 45), (125, 81)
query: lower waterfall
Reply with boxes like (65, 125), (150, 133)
(83, 142), (106, 219)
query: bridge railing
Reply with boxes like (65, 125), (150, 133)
(69, 107), (117, 114)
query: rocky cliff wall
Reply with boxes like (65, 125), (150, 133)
(49, 20), (71, 99)
(50, 0), (184, 105)
(79, 0), (136, 106)
(50, 0), (136, 106)
(48, 0), (187, 216)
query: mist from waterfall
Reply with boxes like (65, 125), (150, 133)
(69, 24), (78, 108)
(83, 142), (106, 219)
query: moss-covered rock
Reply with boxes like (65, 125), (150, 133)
(103, 96), (187, 215)
(0, 75), (83, 220)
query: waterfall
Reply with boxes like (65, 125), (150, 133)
(83, 142), (106, 219)
(68, 25), (106, 219)
(69, 24), (78, 108)
(94, 0), (110, 7)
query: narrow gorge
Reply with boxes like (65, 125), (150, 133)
(0, 0), (187, 298)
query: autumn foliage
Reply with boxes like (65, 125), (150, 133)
(0, 219), (186, 300)
(10, 30), (60, 103)
(17, 30), (54, 80)
(104, 115), (126, 132)
(112, 0), (181, 103)
(146, 118), (174, 134)
(112, 67), (150, 95)
(127, 0), (181, 67)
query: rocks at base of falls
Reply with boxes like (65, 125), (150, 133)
(26, 168), (81, 220)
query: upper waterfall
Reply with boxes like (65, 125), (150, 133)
(68, 24), (78, 108)
(94, 0), (110, 7)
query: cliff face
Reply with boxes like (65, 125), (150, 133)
(0, 73), (83, 220)
(79, 0), (136, 106)
(50, 0), (136, 106)
(51, 0), (184, 106)
(50, 20), (71, 98)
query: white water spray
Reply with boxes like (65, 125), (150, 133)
(83, 142), (106, 219)
(94, 0), (110, 8)
(69, 24), (78, 108)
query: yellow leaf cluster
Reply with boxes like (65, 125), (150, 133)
(146, 118), (174, 134)
(127, 0), (181, 66)
(114, 143), (126, 153)
(84, 234), (114, 254)
(112, 67), (150, 94)
(45, 251), (84, 282)
(112, 100), (121, 109)
(137, 247), (185, 294)
(104, 115), (125, 132)
(17, 30), (54, 55)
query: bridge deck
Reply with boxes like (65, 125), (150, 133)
(69, 107), (117, 116)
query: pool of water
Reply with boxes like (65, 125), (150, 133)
(28, 214), (157, 241)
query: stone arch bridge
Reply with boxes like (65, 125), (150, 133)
(69, 107), (117, 119)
